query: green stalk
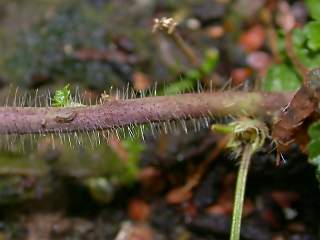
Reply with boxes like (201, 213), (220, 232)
(230, 145), (253, 240)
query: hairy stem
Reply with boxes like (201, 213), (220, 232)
(0, 91), (292, 135)
(230, 145), (253, 240)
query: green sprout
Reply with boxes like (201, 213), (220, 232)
(212, 119), (269, 240)
(52, 84), (71, 107)
(52, 84), (85, 107)
(212, 119), (268, 158)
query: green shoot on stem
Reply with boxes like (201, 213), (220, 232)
(212, 119), (268, 240)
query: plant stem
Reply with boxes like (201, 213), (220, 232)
(0, 91), (292, 135)
(285, 30), (308, 81)
(230, 144), (253, 240)
(171, 32), (200, 67)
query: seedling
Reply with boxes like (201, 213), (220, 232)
(213, 119), (268, 240)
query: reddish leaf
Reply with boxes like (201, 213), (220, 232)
(272, 68), (320, 161)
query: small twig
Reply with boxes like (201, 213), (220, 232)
(166, 135), (229, 203)
(261, 8), (281, 63)
(285, 30), (309, 82)
(153, 17), (200, 67)
(274, 1), (308, 82)
(171, 31), (200, 67)
(230, 144), (253, 240)
(185, 135), (229, 188)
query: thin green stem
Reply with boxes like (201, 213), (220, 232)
(230, 144), (253, 240)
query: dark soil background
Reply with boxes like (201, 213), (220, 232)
(0, 0), (319, 239)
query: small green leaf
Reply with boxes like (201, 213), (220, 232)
(307, 120), (320, 188)
(186, 69), (201, 80)
(200, 49), (219, 75)
(262, 64), (301, 91)
(308, 139), (320, 164)
(304, 21), (320, 51)
(163, 79), (195, 95)
(52, 84), (71, 107)
(308, 121), (320, 139)
(291, 27), (320, 68)
(162, 49), (219, 95)
(306, 0), (320, 21)
(292, 28), (306, 47)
